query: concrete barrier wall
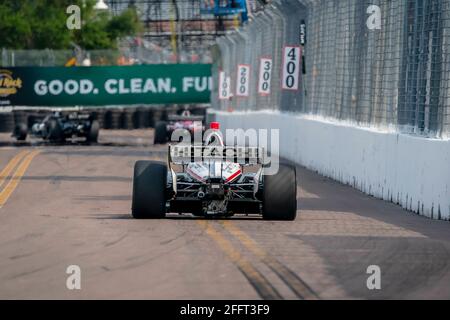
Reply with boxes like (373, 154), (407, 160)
(213, 110), (450, 221)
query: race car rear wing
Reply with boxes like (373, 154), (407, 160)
(167, 115), (204, 122)
(169, 145), (264, 165)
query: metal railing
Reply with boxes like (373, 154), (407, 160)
(212, 0), (450, 138)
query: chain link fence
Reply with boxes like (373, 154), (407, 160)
(212, 0), (450, 138)
(1, 41), (212, 67)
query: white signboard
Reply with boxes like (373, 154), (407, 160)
(258, 57), (273, 95)
(235, 64), (250, 97)
(281, 46), (301, 91)
(218, 71), (231, 100)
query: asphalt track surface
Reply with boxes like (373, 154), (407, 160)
(0, 129), (449, 300)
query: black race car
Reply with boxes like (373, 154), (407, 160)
(12, 112), (99, 143)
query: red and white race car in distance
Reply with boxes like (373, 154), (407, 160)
(132, 122), (297, 220)
(154, 109), (205, 144)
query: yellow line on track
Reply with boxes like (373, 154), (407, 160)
(0, 150), (41, 208)
(221, 220), (319, 300)
(196, 220), (282, 300)
(0, 150), (31, 190)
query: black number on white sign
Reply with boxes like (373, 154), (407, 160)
(258, 58), (273, 95)
(236, 65), (250, 97)
(282, 46), (301, 90)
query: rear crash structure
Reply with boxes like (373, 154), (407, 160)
(132, 123), (297, 220)
(12, 112), (99, 143)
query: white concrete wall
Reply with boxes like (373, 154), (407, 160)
(212, 110), (450, 220)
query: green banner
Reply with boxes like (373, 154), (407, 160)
(0, 64), (212, 107)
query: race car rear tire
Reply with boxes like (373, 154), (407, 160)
(13, 123), (28, 141)
(47, 119), (64, 142)
(132, 161), (167, 219)
(154, 121), (168, 144)
(262, 164), (297, 221)
(87, 120), (100, 143)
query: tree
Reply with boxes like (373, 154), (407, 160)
(74, 2), (143, 50)
(108, 8), (142, 41)
(31, 0), (73, 49)
(0, 1), (33, 49)
(0, 0), (143, 50)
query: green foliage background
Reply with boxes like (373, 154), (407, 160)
(0, 0), (142, 50)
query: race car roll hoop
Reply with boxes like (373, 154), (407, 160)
(132, 122), (297, 220)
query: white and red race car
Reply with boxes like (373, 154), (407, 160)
(153, 110), (205, 144)
(132, 122), (297, 220)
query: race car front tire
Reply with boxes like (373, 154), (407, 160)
(154, 121), (168, 144)
(132, 161), (167, 219)
(262, 164), (297, 221)
(13, 123), (28, 141)
(87, 120), (100, 143)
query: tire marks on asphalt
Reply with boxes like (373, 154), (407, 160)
(0, 150), (40, 208)
(198, 219), (319, 300)
(196, 220), (283, 300)
(221, 221), (319, 300)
